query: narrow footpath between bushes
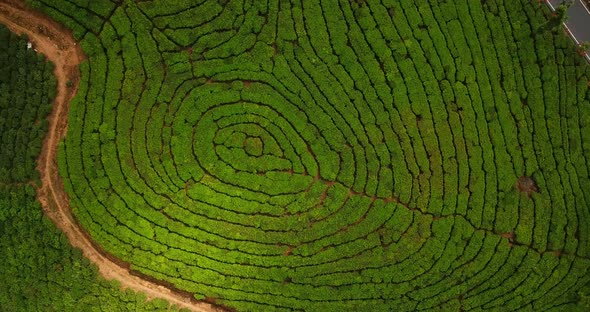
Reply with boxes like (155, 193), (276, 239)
(0, 1), (222, 311)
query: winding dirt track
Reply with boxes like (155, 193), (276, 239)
(0, 1), (221, 311)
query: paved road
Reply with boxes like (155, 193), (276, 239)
(547, 0), (590, 61)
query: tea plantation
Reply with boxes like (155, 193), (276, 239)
(23, 0), (590, 310)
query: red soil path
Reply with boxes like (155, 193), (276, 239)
(0, 1), (222, 311)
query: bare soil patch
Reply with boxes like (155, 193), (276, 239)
(516, 176), (539, 197)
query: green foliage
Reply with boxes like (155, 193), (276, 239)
(20, 0), (590, 311)
(0, 185), (178, 312)
(0, 26), (54, 183)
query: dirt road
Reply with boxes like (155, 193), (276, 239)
(0, 1), (221, 311)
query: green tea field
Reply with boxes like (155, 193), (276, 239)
(2, 0), (590, 311)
